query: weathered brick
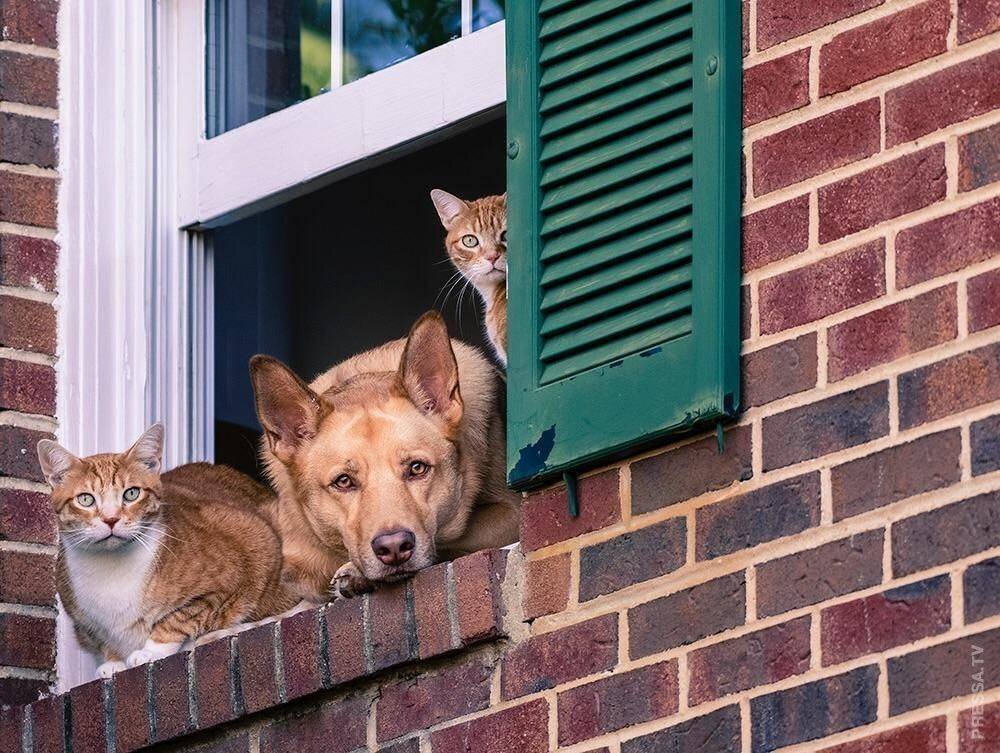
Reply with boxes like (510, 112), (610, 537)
(523, 552), (570, 620)
(696, 472), (821, 560)
(753, 99), (881, 195)
(631, 425), (752, 513)
(0, 548), (55, 606)
(628, 573), (745, 659)
(742, 0), (749, 55)
(622, 705), (742, 753)
(971, 415), (1000, 476)
(742, 194), (810, 272)
(369, 580), (415, 671)
(235, 623), (277, 714)
(29, 694), (66, 753)
(759, 240), (886, 334)
(960, 121), (1000, 191)
(819, 0), (950, 96)
(0, 706), (23, 753)
(958, 0), (1000, 42)
(969, 268), (1000, 333)
(896, 196), (1000, 287)
(557, 661), (678, 746)
(521, 469), (620, 551)
(892, 491), (1000, 576)
(889, 627), (1000, 714)
(580, 518), (686, 600)
(822, 575), (951, 665)
(741, 284), (751, 341)
(377, 656), (493, 741)
(0, 234), (57, 291)
(831, 429), (962, 521)
(0, 51), (57, 108)
(279, 607), (323, 700)
(960, 699), (1000, 752)
(763, 381), (889, 470)
(113, 664), (150, 753)
(69, 679), (109, 753)
(0, 488), (57, 544)
(819, 145), (947, 242)
(0, 612), (54, 669)
(431, 698), (548, 753)
(757, 531), (884, 617)
(744, 50), (810, 127)
(195, 732), (250, 753)
(818, 717), (946, 753)
(259, 695), (368, 753)
(0, 295), (55, 355)
(898, 342), (1000, 429)
(0, 677), (46, 707)
(411, 562), (452, 658)
(193, 637), (236, 729)
(501, 614), (617, 699)
(689, 617), (811, 705)
(757, 0), (884, 49)
(453, 548), (505, 645)
(381, 740), (420, 753)
(743, 333), (817, 408)
(886, 49), (1000, 146)
(828, 285), (957, 381)
(152, 651), (191, 741)
(752, 666), (879, 752)
(0, 112), (56, 168)
(324, 596), (366, 685)
(0, 0), (58, 46)
(0, 358), (55, 415)
(0, 172), (56, 228)
(0, 425), (53, 483)
(965, 557), (1000, 624)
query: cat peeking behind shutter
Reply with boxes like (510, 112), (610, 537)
(431, 189), (508, 366)
(37, 425), (298, 677)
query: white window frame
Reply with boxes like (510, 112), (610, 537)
(55, 0), (504, 691)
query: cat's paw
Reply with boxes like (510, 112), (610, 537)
(125, 640), (182, 668)
(97, 660), (126, 679)
(331, 562), (374, 600)
(125, 649), (156, 668)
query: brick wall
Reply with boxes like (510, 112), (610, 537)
(0, 0), (60, 707)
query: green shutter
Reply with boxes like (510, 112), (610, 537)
(506, 0), (742, 489)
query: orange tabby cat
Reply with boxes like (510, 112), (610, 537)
(431, 189), (508, 366)
(37, 424), (297, 677)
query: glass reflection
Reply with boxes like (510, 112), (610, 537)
(473, 0), (504, 31)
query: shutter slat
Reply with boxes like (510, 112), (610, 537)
(539, 0), (650, 32)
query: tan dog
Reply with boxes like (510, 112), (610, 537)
(250, 311), (520, 602)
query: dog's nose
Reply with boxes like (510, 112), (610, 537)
(371, 529), (416, 566)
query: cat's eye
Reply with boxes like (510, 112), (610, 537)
(461, 234), (479, 248)
(500, 230), (507, 244)
(76, 493), (96, 508)
(332, 474), (355, 490)
(407, 460), (431, 478)
(123, 487), (141, 502)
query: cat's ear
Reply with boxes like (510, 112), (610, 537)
(396, 311), (463, 429)
(250, 356), (322, 464)
(36, 439), (82, 488)
(430, 189), (467, 229)
(125, 423), (164, 474)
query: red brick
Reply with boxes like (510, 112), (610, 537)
(0, 488), (57, 544)
(523, 552), (570, 620)
(818, 717), (946, 753)
(0, 358), (55, 415)
(886, 49), (1000, 146)
(0, 706), (23, 753)
(696, 472), (821, 560)
(741, 284), (751, 341)
(624, 705), (741, 753)
(0, 677), (46, 706)
(411, 563), (452, 658)
(112, 664), (150, 753)
(960, 121), (1000, 191)
(828, 285), (957, 381)
(29, 694), (66, 753)
(759, 240), (886, 334)
(631, 424), (752, 513)
(969, 268), (1000, 333)
(369, 580), (415, 671)
(278, 607), (322, 700)
(0, 172), (56, 228)
(898, 342), (1000, 429)
(235, 623), (277, 714)
(580, 517), (686, 600)
(689, 617), (811, 705)
(744, 49), (810, 127)
(259, 695), (368, 753)
(196, 732), (250, 753)
(0, 112), (56, 168)
(151, 651), (191, 741)
(69, 679), (109, 753)
(831, 429), (962, 521)
(501, 614), (618, 699)
(193, 637), (236, 729)
(324, 596), (367, 684)
(0, 52), (57, 108)
(964, 556), (1000, 624)
(958, 0), (1000, 43)
(892, 491), (1000, 576)
(820, 0), (950, 96)
(752, 666), (879, 752)
(757, 0), (884, 49)
(0, 548), (55, 606)
(382, 740), (420, 753)
(896, 196), (1000, 287)
(453, 548), (505, 645)
(431, 698), (548, 753)
(0, 234), (57, 291)
(753, 99), (881, 195)
(742, 0), (749, 55)
(0, 425), (53, 483)
(0, 612), (53, 669)
(743, 334), (817, 408)
(0, 0), (58, 46)
(628, 573), (745, 659)
(558, 661), (678, 746)
(762, 381), (890, 470)
(889, 627), (1000, 714)
(0, 295), (55, 354)
(972, 414), (1000, 475)
(820, 145), (947, 242)
(377, 655), (493, 741)
(742, 194), (810, 272)
(822, 575), (951, 665)
(520, 469), (620, 551)
(960, 700), (1000, 752)
(757, 531), (884, 617)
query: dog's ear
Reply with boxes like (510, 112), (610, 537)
(250, 356), (322, 464)
(397, 311), (463, 429)
(37, 439), (82, 488)
(430, 189), (467, 230)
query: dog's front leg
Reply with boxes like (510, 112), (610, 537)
(330, 562), (376, 600)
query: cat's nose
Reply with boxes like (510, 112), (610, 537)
(102, 516), (120, 528)
(371, 529), (415, 566)
(484, 249), (501, 263)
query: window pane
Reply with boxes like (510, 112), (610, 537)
(472, 0), (504, 31)
(207, 1), (332, 136)
(343, 0), (460, 84)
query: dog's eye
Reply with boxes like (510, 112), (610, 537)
(407, 461), (430, 478)
(331, 474), (355, 490)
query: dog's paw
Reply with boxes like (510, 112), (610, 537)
(331, 562), (374, 600)
(97, 660), (126, 678)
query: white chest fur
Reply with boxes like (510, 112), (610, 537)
(64, 530), (162, 657)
